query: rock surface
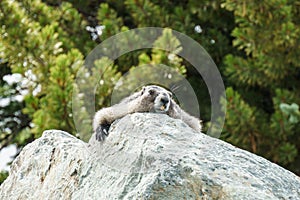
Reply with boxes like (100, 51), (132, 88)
(1, 113), (300, 200)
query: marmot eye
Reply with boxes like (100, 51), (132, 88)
(148, 89), (155, 95)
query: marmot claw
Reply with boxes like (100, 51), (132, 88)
(95, 124), (110, 141)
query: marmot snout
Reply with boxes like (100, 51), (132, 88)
(153, 93), (170, 113)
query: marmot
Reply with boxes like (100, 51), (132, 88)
(93, 85), (202, 141)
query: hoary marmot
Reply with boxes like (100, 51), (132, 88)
(93, 85), (202, 141)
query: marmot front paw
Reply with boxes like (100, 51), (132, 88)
(95, 124), (110, 141)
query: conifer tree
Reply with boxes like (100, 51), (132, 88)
(222, 0), (300, 174)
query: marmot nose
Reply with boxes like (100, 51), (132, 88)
(160, 97), (169, 104)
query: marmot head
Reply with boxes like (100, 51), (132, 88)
(140, 85), (172, 113)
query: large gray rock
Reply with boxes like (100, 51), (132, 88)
(0, 113), (299, 199)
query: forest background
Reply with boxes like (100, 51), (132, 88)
(0, 0), (299, 183)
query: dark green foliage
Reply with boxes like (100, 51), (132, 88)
(222, 0), (300, 174)
(0, 63), (32, 149)
(0, 171), (8, 185)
